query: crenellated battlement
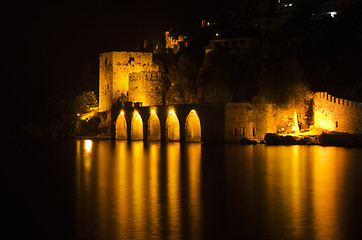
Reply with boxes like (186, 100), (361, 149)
(316, 92), (362, 109)
(314, 92), (362, 134)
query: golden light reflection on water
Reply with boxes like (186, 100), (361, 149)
(312, 147), (345, 240)
(187, 143), (202, 238)
(76, 140), (203, 239)
(75, 141), (357, 239)
(264, 145), (346, 239)
(167, 142), (181, 239)
(149, 142), (161, 237)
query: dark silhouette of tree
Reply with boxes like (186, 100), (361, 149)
(73, 91), (98, 113)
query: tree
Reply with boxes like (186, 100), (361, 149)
(73, 91), (98, 113)
(255, 57), (313, 130)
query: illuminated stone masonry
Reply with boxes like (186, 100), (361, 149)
(99, 51), (159, 111)
(314, 92), (362, 134)
(128, 71), (164, 106)
(99, 51), (362, 142)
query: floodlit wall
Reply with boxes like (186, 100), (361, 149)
(99, 51), (159, 111)
(314, 92), (362, 134)
(129, 71), (164, 106)
(115, 112), (127, 140)
(185, 110), (201, 142)
(224, 103), (275, 142)
(148, 114), (161, 141)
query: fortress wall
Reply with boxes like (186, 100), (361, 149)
(225, 103), (275, 142)
(129, 71), (164, 106)
(314, 92), (362, 134)
(225, 103), (253, 142)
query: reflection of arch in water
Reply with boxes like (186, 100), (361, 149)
(166, 110), (180, 141)
(148, 111), (161, 141)
(115, 110), (127, 140)
(131, 111), (143, 140)
(185, 110), (201, 142)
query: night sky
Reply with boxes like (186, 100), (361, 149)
(3, 1), (219, 127)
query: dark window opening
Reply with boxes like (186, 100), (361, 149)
(253, 127), (256, 137)
(336, 121), (338, 128)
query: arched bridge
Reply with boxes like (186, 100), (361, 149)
(111, 103), (227, 142)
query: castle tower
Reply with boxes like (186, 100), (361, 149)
(128, 71), (164, 106)
(99, 51), (159, 111)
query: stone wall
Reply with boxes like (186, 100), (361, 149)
(224, 103), (275, 142)
(314, 92), (362, 134)
(128, 71), (164, 106)
(99, 51), (159, 111)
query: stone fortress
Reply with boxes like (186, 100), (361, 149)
(98, 50), (362, 142)
(99, 51), (161, 112)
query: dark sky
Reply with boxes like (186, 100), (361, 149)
(3, 0), (220, 123)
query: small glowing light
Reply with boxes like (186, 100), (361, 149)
(84, 140), (92, 152)
(329, 11), (337, 18)
(151, 110), (155, 115)
(169, 110), (175, 115)
(191, 109), (196, 114)
(121, 110), (124, 115)
(77, 113), (80, 117)
(134, 111), (139, 116)
(215, 33), (219, 37)
(281, 127), (285, 131)
(288, 3), (293, 7)
(292, 126), (296, 132)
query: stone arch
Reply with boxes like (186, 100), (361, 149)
(166, 110), (180, 141)
(115, 111), (127, 140)
(148, 113), (161, 141)
(185, 110), (201, 142)
(131, 111), (143, 140)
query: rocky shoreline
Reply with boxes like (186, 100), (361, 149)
(264, 132), (362, 148)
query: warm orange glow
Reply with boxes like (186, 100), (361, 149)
(151, 109), (155, 115)
(84, 140), (93, 152)
(131, 111), (143, 140)
(312, 147), (344, 239)
(114, 141), (131, 239)
(315, 118), (335, 131)
(187, 143), (202, 237)
(264, 146), (345, 239)
(166, 111), (180, 141)
(149, 143), (161, 235)
(80, 110), (97, 120)
(147, 113), (161, 141)
(116, 111), (127, 140)
(167, 142), (181, 238)
(185, 110), (201, 142)
(132, 142), (146, 239)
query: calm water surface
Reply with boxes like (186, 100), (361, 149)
(3, 138), (362, 239)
